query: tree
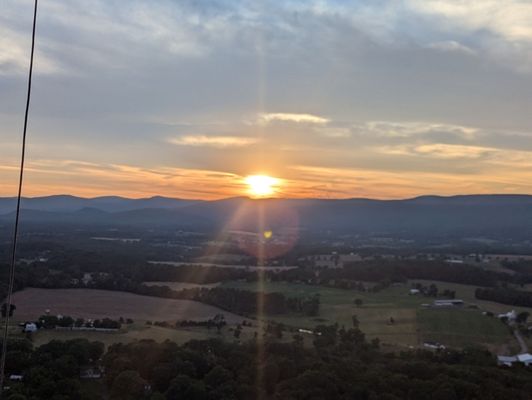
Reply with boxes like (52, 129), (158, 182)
(111, 370), (146, 400)
(517, 311), (530, 324)
(354, 298), (363, 307)
(233, 326), (242, 339)
(1, 303), (16, 317)
(204, 365), (233, 389)
(352, 315), (360, 328)
(166, 375), (208, 400)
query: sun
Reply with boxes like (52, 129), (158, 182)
(244, 175), (280, 197)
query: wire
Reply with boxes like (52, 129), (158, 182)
(0, 0), (38, 396)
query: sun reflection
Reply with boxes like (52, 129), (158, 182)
(244, 175), (280, 197)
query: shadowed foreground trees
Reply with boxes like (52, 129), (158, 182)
(3, 324), (532, 399)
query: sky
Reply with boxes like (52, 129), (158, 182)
(2, 0), (532, 200)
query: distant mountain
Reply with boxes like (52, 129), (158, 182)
(1, 194), (532, 238)
(0, 195), (201, 214)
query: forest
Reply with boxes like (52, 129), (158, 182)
(3, 323), (532, 399)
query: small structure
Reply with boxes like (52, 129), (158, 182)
(497, 310), (517, 321)
(9, 375), (23, 381)
(497, 355), (518, 367)
(409, 289), (420, 295)
(432, 299), (464, 307)
(23, 322), (37, 333)
(517, 353), (532, 366)
(423, 341), (445, 350)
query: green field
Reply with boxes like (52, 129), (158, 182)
(417, 308), (510, 348)
(13, 279), (531, 353)
(219, 279), (528, 351)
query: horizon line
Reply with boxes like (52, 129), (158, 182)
(2, 192), (532, 202)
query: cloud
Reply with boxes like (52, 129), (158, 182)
(428, 40), (476, 56)
(168, 135), (258, 148)
(413, 143), (493, 159)
(409, 0), (532, 42)
(259, 113), (329, 125)
(356, 121), (478, 140)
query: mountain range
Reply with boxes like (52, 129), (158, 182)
(1, 194), (532, 237)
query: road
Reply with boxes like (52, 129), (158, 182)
(514, 329), (528, 354)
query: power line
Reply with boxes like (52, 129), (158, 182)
(0, 0), (38, 396)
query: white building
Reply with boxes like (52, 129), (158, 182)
(497, 355), (518, 367)
(23, 323), (37, 333)
(497, 310), (517, 321)
(433, 299), (464, 307)
(517, 353), (532, 366)
(423, 342), (445, 350)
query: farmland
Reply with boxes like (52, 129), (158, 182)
(10, 280), (532, 353)
(219, 279), (529, 351)
(11, 288), (243, 323)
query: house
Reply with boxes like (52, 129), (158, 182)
(497, 355), (518, 367)
(23, 322), (37, 333)
(517, 353), (532, 366)
(497, 310), (516, 321)
(432, 299), (464, 307)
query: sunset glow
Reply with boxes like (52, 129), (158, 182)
(244, 175), (280, 198)
(2, 1), (532, 200)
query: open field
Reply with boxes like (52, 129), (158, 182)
(411, 279), (532, 314)
(417, 308), (510, 348)
(14, 280), (531, 352)
(219, 280), (525, 350)
(143, 281), (220, 290)
(11, 288), (243, 323)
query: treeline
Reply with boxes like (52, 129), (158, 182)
(476, 287), (532, 308)
(276, 260), (512, 287)
(139, 264), (250, 284)
(38, 315), (123, 330)
(137, 285), (320, 316)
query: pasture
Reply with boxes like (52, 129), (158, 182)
(220, 279), (525, 350)
(12, 280), (531, 353)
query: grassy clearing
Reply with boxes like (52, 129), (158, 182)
(417, 308), (510, 348)
(15, 280), (526, 352)
(220, 280), (518, 350)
